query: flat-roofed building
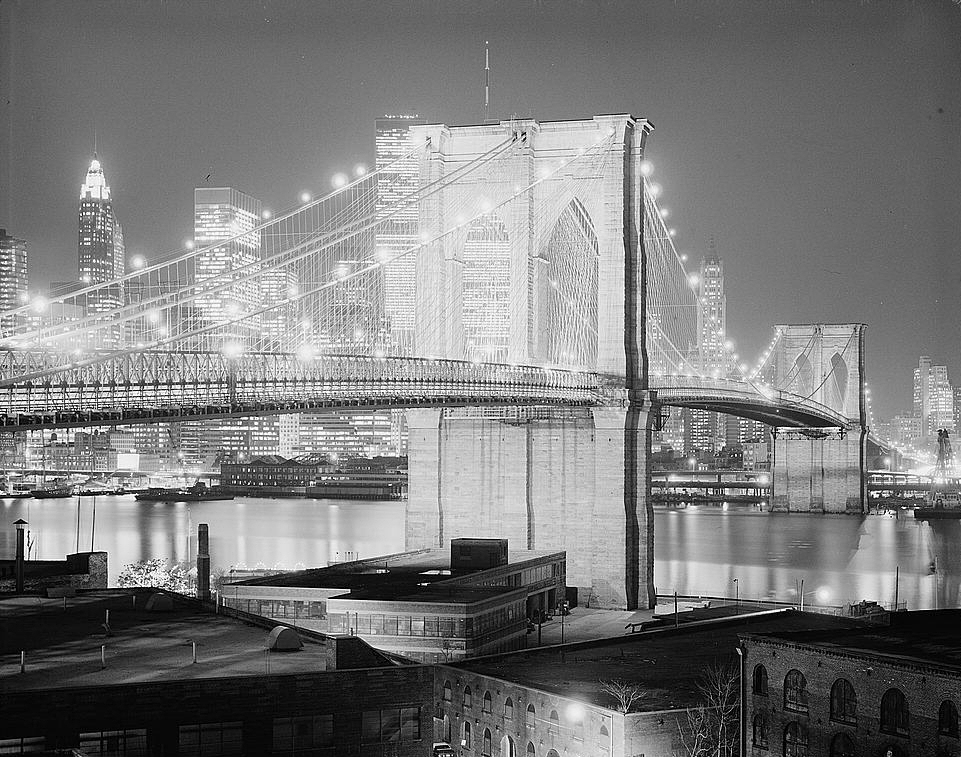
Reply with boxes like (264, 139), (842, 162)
(0, 589), (432, 756)
(223, 544), (566, 663)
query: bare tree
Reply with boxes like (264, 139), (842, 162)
(600, 679), (647, 713)
(678, 662), (740, 756)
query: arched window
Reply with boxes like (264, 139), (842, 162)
(442, 680), (452, 702)
(829, 732), (855, 757)
(443, 715), (451, 743)
(526, 703), (536, 728)
(482, 728), (492, 757)
(548, 710), (559, 734)
(752, 713), (769, 748)
(784, 722), (809, 757)
(463, 722), (472, 750)
(784, 669), (809, 713)
(526, 742), (535, 757)
(830, 679), (857, 724)
(505, 697), (514, 720)
(753, 664), (769, 696)
(483, 691), (492, 713)
(939, 700), (959, 737)
(504, 736), (516, 757)
(464, 686), (472, 709)
(880, 688), (909, 736)
(546, 751), (560, 757)
(599, 724), (610, 755)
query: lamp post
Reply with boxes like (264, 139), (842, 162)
(14, 518), (27, 593)
(733, 578), (739, 615)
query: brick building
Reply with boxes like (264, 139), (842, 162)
(0, 589), (433, 756)
(741, 610), (961, 757)
(435, 609), (861, 757)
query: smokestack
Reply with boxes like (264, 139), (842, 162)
(196, 523), (210, 602)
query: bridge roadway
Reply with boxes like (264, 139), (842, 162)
(0, 350), (849, 431)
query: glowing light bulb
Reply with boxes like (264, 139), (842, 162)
(301, 192), (312, 203)
(130, 254), (146, 270)
(185, 240), (195, 250)
(262, 210), (272, 220)
(659, 208), (669, 219)
(649, 183), (662, 198)
(331, 173), (348, 188)
(353, 164), (367, 177)
(640, 160), (654, 177)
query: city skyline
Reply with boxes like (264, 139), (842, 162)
(1, 1), (960, 419)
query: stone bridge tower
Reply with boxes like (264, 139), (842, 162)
(405, 115), (658, 610)
(769, 324), (867, 513)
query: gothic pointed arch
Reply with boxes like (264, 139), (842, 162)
(792, 353), (814, 397)
(825, 352), (849, 411)
(535, 197), (598, 369)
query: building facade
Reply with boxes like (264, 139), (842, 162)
(914, 356), (955, 441)
(742, 611), (961, 757)
(78, 156), (125, 328)
(375, 114), (427, 355)
(0, 228), (27, 333)
(224, 546), (566, 663)
(193, 187), (262, 341)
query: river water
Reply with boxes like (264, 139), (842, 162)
(2, 497), (956, 610)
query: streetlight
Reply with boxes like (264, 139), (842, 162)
(733, 578), (739, 614)
(14, 519), (27, 592)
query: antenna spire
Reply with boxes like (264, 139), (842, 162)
(484, 40), (492, 124)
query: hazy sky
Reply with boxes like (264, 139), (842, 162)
(1, 0), (959, 419)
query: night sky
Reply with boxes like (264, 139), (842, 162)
(1, 0), (959, 419)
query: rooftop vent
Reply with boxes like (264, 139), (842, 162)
(267, 625), (303, 652)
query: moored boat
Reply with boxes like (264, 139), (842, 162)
(135, 482), (233, 503)
(30, 484), (75, 499)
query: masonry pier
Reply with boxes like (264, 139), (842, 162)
(406, 398), (656, 611)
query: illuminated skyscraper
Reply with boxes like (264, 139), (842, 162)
(0, 229), (27, 333)
(684, 243), (728, 455)
(375, 115), (427, 354)
(462, 215), (511, 362)
(78, 156), (124, 324)
(193, 187), (262, 341)
(696, 240), (726, 376)
(914, 356), (955, 439)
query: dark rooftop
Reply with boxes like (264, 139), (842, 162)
(448, 610), (864, 713)
(333, 584), (523, 606)
(229, 548), (562, 594)
(0, 589), (398, 692)
(742, 609), (961, 673)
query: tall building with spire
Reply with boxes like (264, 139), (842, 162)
(78, 156), (125, 324)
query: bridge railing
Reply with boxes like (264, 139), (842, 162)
(0, 350), (603, 424)
(653, 373), (851, 427)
